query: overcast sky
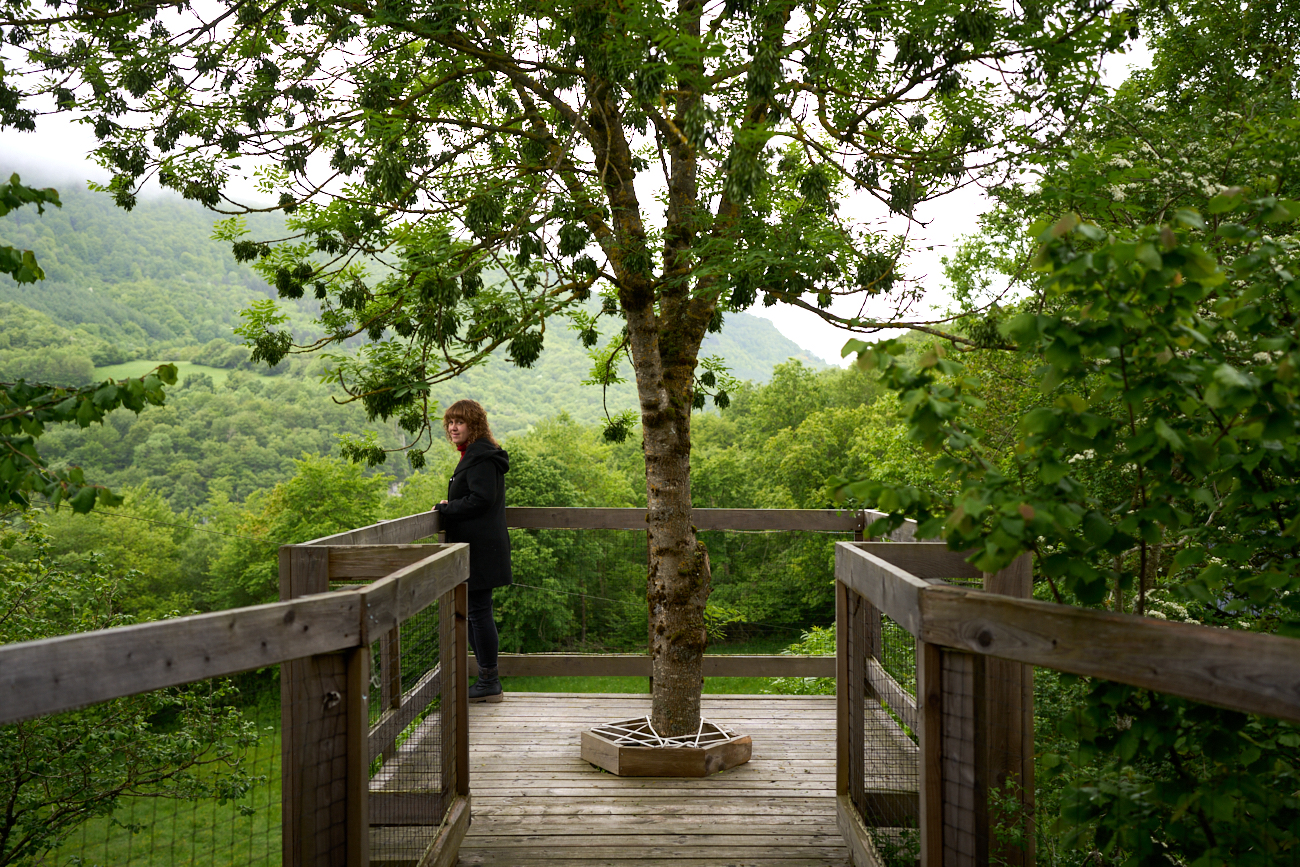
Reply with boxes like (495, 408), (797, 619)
(1, 47), (1152, 365)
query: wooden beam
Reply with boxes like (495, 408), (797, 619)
(919, 584), (1300, 725)
(380, 627), (401, 710)
(854, 542), (983, 582)
(849, 589), (866, 816)
(346, 646), (370, 867)
(981, 555), (1035, 867)
(453, 584), (469, 798)
(303, 506), (916, 542)
(695, 509), (864, 532)
(836, 793), (886, 867)
(505, 507), (648, 530)
(865, 657), (918, 735)
(917, 641), (943, 867)
(467, 653), (836, 678)
(503, 507), (867, 532)
(328, 544), (449, 580)
(862, 509), (919, 542)
(290, 649), (352, 866)
(836, 582), (851, 799)
(439, 589), (457, 804)
(836, 543), (929, 637)
(369, 665), (442, 764)
(304, 512), (441, 547)
(0, 592), (365, 725)
(418, 794), (470, 867)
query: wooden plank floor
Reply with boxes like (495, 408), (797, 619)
(457, 693), (853, 867)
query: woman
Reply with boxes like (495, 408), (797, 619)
(434, 399), (511, 703)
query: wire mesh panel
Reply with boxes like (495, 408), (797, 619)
(368, 594), (448, 865)
(939, 649), (985, 867)
(862, 615), (920, 855)
(842, 584), (922, 865)
(2, 674), (280, 867)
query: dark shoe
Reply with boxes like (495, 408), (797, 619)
(469, 666), (504, 703)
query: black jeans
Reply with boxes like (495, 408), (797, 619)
(467, 588), (499, 670)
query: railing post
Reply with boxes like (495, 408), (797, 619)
(281, 545), (370, 867)
(981, 554), (1036, 867)
(378, 627), (402, 761)
(836, 580), (850, 800)
(346, 645), (371, 867)
(852, 516), (884, 663)
(455, 583), (470, 797)
(917, 640), (943, 866)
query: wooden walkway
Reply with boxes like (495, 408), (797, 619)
(458, 693), (852, 867)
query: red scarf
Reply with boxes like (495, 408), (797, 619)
(456, 441), (469, 460)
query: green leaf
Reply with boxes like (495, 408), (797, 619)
(1154, 418), (1183, 449)
(1082, 511), (1113, 545)
(68, 486), (98, 513)
(1022, 408), (1059, 434)
(1207, 189), (1245, 214)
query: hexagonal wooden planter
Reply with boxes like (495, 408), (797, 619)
(580, 716), (752, 777)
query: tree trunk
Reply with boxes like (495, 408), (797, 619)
(642, 381), (711, 738)
(585, 0), (714, 736)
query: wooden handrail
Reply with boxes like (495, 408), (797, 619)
(302, 507), (920, 548)
(505, 507), (868, 532)
(921, 584), (1300, 724)
(834, 541), (1300, 723)
(0, 544), (469, 726)
(464, 653), (836, 678)
(836, 543), (930, 636)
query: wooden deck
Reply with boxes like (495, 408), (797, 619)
(458, 692), (853, 867)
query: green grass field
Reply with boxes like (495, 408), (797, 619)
(501, 674), (779, 694)
(499, 638), (799, 695)
(45, 723), (281, 867)
(94, 360), (231, 387)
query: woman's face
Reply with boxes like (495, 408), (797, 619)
(446, 417), (470, 445)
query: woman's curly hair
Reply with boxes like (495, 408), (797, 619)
(442, 399), (498, 447)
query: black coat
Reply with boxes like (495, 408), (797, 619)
(435, 438), (512, 592)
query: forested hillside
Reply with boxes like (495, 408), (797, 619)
(1, 182), (824, 505)
(1, 176), (899, 638)
(1, 183), (822, 378)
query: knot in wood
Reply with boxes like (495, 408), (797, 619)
(976, 629), (994, 648)
(323, 690), (342, 710)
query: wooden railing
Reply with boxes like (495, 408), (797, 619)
(477, 506), (907, 680)
(323, 506), (901, 683)
(0, 537), (470, 867)
(834, 540), (1300, 867)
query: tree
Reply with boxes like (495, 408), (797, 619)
(834, 2), (1300, 854)
(3, 0), (1133, 734)
(207, 454), (391, 608)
